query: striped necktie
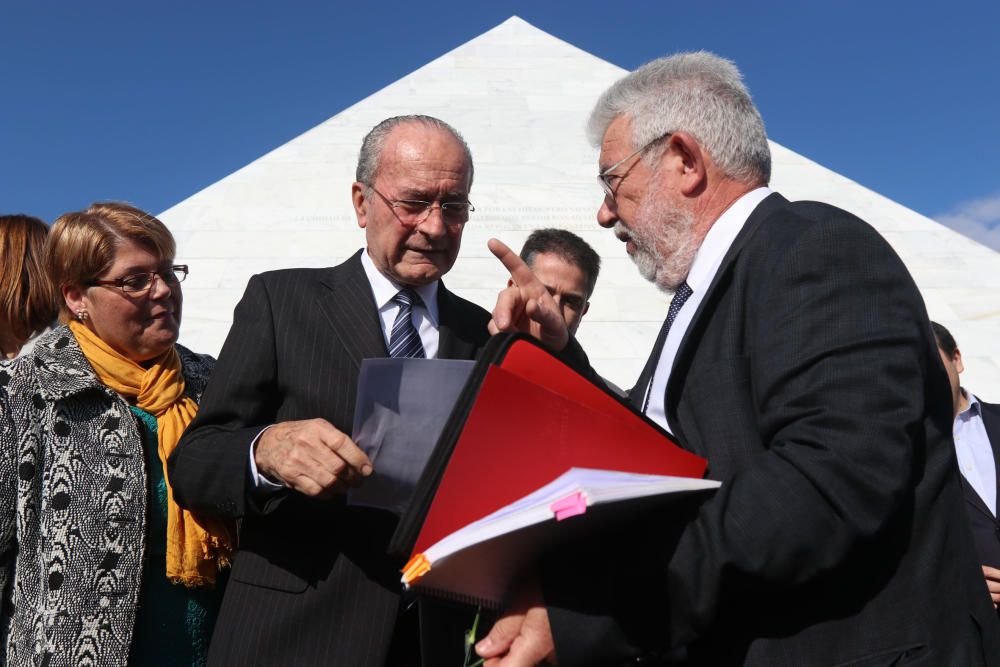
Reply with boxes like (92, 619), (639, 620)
(641, 280), (693, 412)
(388, 288), (426, 359)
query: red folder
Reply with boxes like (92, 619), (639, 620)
(389, 334), (709, 601)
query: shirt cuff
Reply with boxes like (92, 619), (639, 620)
(249, 425), (285, 492)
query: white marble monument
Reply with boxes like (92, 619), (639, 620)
(161, 16), (1000, 398)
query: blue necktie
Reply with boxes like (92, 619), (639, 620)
(388, 288), (426, 359)
(641, 281), (693, 412)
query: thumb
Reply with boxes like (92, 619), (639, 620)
(525, 297), (562, 330)
(525, 298), (569, 350)
(475, 612), (524, 658)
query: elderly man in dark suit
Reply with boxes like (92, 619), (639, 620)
(933, 321), (1000, 611)
(478, 52), (1000, 666)
(168, 115), (490, 666)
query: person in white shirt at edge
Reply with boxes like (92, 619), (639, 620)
(933, 320), (1000, 613)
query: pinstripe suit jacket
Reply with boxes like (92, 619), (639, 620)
(168, 251), (491, 666)
(545, 194), (1000, 666)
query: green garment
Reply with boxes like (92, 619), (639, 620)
(128, 406), (225, 667)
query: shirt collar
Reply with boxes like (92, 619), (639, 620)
(959, 388), (982, 419)
(360, 249), (440, 326)
(685, 186), (773, 293)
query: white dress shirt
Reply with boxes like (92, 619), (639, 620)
(250, 250), (442, 489)
(953, 389), (997, 516)
(360, 250), (441, 358)
(645, 187), (773, 433)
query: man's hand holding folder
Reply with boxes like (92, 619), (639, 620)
(475, 585), (555, 667)
(255, 418), (373, 497)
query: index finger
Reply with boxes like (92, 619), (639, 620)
(317, 423), (373, 476)
(488, 238), (542, 289)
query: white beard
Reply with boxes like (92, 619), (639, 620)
(615, 185), (699, 292)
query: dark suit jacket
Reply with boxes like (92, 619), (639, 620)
(545, 194), (1000, 666)
(960, 400), (1000, 570)
(168, 251), (491, 666)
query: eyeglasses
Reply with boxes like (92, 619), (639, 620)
(368, 186), (474, 226)
(598, 132), (672, 203)
(85, 265), (189, 295)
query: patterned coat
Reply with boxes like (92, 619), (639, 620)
(0, 325), (214, 666)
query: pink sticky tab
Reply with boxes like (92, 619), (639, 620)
(550, 491), (588, 521)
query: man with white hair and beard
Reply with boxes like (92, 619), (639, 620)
(475, 52), (1000, 666)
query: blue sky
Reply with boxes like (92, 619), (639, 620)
(3, 1), (999, 249)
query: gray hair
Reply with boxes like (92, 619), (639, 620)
(355, 115), (474, 187)
(587, 51), (771, 185)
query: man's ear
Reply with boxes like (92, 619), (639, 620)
(954, 347), (965, 375)
(582, 301), (590, 317)
(352, 182), (369, 229)
(666, 131), (707, 196)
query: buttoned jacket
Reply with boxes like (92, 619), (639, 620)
(0, 325), (213, 667)
(547, 194), (1000, 666)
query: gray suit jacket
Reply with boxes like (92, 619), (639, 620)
(546, 194), (1000, 666)
(168, 251), (491, 666)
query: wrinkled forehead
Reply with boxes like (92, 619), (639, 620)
(598, 115), (637, 164)
(377, 124), (472, 189)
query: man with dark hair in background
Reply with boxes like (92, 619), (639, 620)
(933, 320), (1000, 611)
(515, 228), (600, 336)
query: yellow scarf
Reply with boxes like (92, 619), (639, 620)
(70, 320), (233, 587)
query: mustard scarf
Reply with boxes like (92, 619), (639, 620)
(70, 320), (232, 587)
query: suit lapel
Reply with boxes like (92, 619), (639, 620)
(981, 402), (1000, 522)
(954, 401), (1000, 521)
(664, 192), (789, 440)
(981, 402), (1000, 463)
(960, 473), (996, 521)
(436, 282), (475, 361)
(317, 251), (387, 369)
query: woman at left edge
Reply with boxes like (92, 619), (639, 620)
(0, 202), (233, 666)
